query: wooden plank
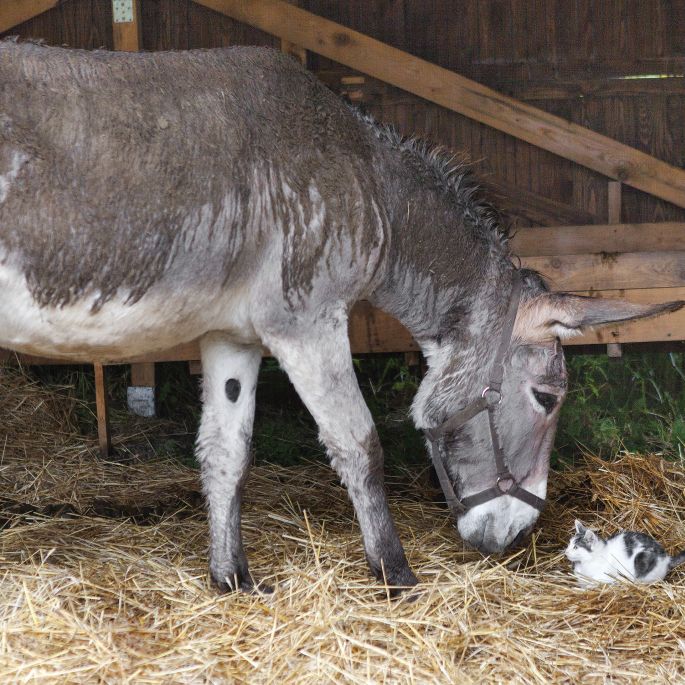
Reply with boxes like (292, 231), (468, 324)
(130, 362), (155, 387)
(192, 0), (685, 209)
(606, 181), (622, 356)
(511, 222), (685, 257)
(142, 0), (190, 51)
(112, 0), (141, 52)
(480, 176), (600, 226)
(93, 363), (111, 459)
(607, 181), (622, 225)
(521, 251), (685, 292)
(281, 38), (306, 66)
(0, 0), (58, 33)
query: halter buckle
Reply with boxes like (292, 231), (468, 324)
(481, 387), (501, 406)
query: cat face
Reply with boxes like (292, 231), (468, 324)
(565, 520), (600, 562)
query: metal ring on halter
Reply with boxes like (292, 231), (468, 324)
(481, 387), (501, 405)
(496, 475), (514, 493)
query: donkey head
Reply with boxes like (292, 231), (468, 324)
(414, 271), (682, 555)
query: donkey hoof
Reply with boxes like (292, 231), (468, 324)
(210, 569), (274, 595)
(375, 564), (419, 598)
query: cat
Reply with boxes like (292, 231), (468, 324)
(565, 519), (685, 586)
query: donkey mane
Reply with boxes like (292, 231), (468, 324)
(353, 108), (510, 253)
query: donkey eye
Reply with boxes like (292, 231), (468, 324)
(532, 389), (558, 414)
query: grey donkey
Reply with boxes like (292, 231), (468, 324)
(0, 41), (680, 592)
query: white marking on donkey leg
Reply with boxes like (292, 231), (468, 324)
(262, 316), (417, 592)
(196, 333), (263, 592)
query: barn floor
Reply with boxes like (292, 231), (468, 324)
(1, 366), (685, 684)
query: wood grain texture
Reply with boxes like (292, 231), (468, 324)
(0, 0), (58, 33)
(112, 0), (141, 51)
(130, 362), (155, 387)
(93, 363), (111, 458)
(522, 251), (685, 291)
(192, 0), (685, 209)
(511, 223), (685, 257)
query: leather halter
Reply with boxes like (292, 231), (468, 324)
(424, 274), (546, 520)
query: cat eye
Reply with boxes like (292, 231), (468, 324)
(532, 389), (558, 415)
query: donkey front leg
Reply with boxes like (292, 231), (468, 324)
(197, 333), (262, 592)
(263, 321), (418, 592)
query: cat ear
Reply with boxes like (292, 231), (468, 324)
(583, 528), (598, 545)
(574, 520), (586, 535)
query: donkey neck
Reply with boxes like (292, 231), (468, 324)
(368, 142), (514, 350)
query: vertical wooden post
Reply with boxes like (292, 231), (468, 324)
(606, 181), (623, 359)
(281, 39), (307, 66)
(94, 363), (111, 459)
(112, 0), (142, 52)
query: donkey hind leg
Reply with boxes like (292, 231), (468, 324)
(263, 321), (418, 592)
(196, 333), (263, 592)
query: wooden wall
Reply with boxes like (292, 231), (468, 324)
(3, 0), (684, 230)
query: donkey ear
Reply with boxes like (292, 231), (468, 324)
(514, 293), (684, 343)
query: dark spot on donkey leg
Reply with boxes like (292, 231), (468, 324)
(225, 378), (241, 403)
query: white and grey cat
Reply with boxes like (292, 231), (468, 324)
(565, 520), (685, 586)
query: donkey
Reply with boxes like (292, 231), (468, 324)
(0, 41), (680, 592)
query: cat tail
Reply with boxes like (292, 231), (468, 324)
(668, 551), (685, 570)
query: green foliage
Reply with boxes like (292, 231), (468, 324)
(555, 352), (685, 463)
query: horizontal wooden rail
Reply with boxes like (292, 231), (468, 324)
(521, 251), (685, 292)
(193, 0), (685, 209)
(512, 223), (685, 256)
(0, 0), (58, 34)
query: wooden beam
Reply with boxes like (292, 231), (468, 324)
(93, 363), (111, 459)
(605, 182), (623, 357)
(607, 181), (622, 225)
(281, 38), (306, 66)
(521, 251), (685, 292)
(0, 0), (59, 34)
(112, 0), (141, 52)
(511, 223), (685, 257)
(192, 0), (685, 209)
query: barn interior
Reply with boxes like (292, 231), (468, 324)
(1, 1), (685, 682)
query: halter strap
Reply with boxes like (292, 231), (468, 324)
(424, 274), (546, 520)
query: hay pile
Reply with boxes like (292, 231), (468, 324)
(1, 366), (685, 684)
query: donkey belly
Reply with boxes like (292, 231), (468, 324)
(0, 261), (256, 362)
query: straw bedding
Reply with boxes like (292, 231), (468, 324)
(1, 365), (684, 684)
